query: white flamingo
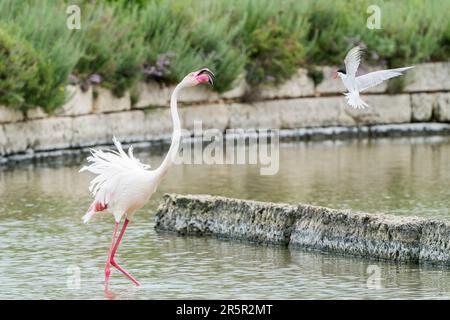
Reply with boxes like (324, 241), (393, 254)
(79, 68), (214, 290)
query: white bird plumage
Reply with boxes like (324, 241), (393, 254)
(79, 68), (214, 290)
(336, 46), (414, 109)
(79, 136), (153, 223)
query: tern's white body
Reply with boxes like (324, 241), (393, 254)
(337, 46), (414, 109)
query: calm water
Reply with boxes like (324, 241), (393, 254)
(0, 137), (449, 299)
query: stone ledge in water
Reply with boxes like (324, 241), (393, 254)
(155, 194), (450, 265)
(155, 194), (298, 245)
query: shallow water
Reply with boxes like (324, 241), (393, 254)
(0, 137), (449, 299)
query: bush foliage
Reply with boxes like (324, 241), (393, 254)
(0, 27), (41, 111)
(0, 0), (449, 111)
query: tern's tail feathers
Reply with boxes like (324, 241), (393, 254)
(345, 91), (369, 109)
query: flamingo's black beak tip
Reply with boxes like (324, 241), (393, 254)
(198, 68), (215, 86)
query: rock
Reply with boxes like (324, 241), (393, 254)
(57, 85), (93, 116)
(1, 60), (450, 159)
(1, 122), (31, 154)
(180, 103), (229, 132)
(178, 86), (220, 104)
(411, 93), (435, 122)
(155, 193), (450, 265)
(0, 106), (24, 123)
(419, 220), (450, 263)
(290, 206), (423, 261)
(26, 107), (48, 120)
(0, 125), (8, 154)
(435, 92), (450, 121)
(104, 110), (148, 142)
(142, 108), (174, 140)
(257, 68), (315, 99)
(0, 105), (23, 124)
(404, 62), (450, 92)
(227, 95), (410, 130)
(227, 102), (282, 129)
(314, 66), (345, 95)
(155, 194), (299, 244)
(343, 94), (411, 125)
(28, 117), (73, 151)
(135, 81), (172, 108)
(93, 87), (131, 113)
(135, 81), (221, 108)
(72, 109), (175, 148)
(369, 123), (450, 137)
(1, 117), (72, 154)
(274, 97), (355, 128)
(71, 113), (111, 147)
(219, 75), (249, 100)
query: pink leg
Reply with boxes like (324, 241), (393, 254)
(105, 222), (119, 291)
(110, 219), (141, 286)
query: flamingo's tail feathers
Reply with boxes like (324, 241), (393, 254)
(82, 204), (95, 224)
(79, 137), (152, 223)
(345, 91), (369, 109)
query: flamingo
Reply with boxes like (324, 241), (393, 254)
(79, 68), (214, 290)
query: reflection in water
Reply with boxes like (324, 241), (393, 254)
(0, 137), (449, 299)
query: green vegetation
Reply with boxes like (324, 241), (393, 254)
(0, 0), (449, 112)
(0, 1), (84, 112)
(0, 27), (41, 111)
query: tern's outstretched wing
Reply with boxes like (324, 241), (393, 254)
(344, 46), (363, 78)
(356, 66), (414, 92)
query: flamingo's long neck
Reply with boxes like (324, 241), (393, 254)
(155, 84), (182, 177)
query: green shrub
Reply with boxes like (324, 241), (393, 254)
(75, 3), (146, 96)
(307, 67), (324, 85)
(0, 25), (74, 113)
(229, 0), (307, 85)
(302, 0), (450, 68)
(0, 0), (84, 112)
(184, 3), (245, 92)
(246, 20), (304, 85)
(303, 0), (367, 66)
(1, 0), (450, 111)
(0, 27), (41, 111)
(138, 1), (199, 83)
(137, 1), (244, 92)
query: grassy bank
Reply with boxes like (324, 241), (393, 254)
(0, 0), (449, 112)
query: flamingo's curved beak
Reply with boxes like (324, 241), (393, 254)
(332, 71), (338, 80)
(195, 68), (215, 86)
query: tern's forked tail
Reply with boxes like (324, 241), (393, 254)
(345, 91), (369, 109)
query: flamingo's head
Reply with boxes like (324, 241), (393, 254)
(333, 69), (346, 80)
(182, 68), (215, 87)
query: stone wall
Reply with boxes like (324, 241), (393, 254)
(155, 194), (450, 265)
(1, 62), (450, 159)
